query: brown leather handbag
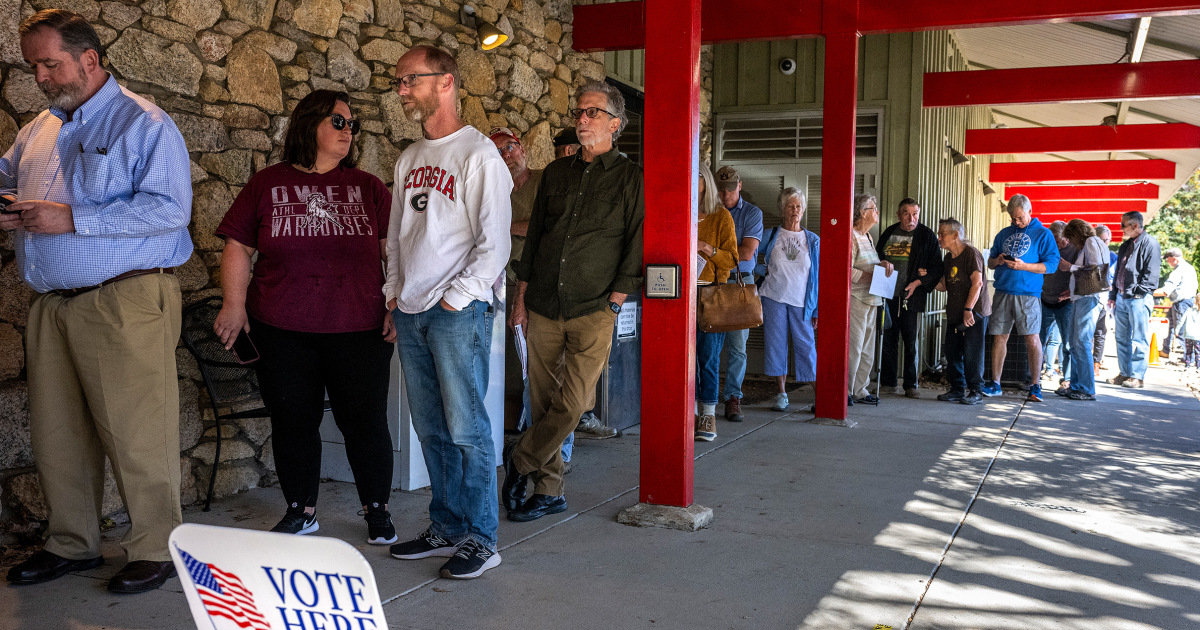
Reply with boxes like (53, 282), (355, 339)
(697, 261), (763, 333)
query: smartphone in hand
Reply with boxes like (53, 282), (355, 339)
(231, 329), (260, 364)
(0, 197), (18, 214)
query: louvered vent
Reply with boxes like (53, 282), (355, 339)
(718, 113), (880, 162)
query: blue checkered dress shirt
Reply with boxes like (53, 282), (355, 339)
(0, 74), (193, 293)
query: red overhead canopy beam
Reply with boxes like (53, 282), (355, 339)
(990, 159), (1176, 182)
(573, 0), (1200, 51)
(1006, 183), (1160, 200)
(924, 60), (1200, 107)
(966, 124), (1200, 154)
(1029, 199), (1149, 214)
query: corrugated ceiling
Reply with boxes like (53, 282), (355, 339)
(952, 17), (1200, 222)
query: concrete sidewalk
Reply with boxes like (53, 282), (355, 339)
(2, 363), (1198, 630)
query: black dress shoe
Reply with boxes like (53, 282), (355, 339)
(107, 560), (177, 594)
(501, 440), (529, 513)
(7, 550), (104, 585)
(507, 494), (567, 522)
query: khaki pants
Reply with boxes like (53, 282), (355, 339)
(512, 308), (615, 496)
(847, 297), (878, 398)
(27, 274), (182, 562)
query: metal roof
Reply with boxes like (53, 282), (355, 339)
(952, 16), (1200, 223)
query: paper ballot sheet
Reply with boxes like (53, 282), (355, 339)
(869, 265), (897, 298)
(514, 324), (528, 379)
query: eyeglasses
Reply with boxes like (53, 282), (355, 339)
(388, 72), (445, 88)
(569, 107), (618, 120)
(329, 113), (361, 135)
(496, 142), (520, 155)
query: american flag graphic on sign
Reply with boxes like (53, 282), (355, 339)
(178, 548), (272, 630)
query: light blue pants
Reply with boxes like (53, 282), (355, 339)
(1068, 296), (1102, 395)
(761, 296), (817, 381)
(1114, 294), (1153, 380)
(721, 328), (749, 401)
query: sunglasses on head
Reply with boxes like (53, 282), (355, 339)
(330, 113), (361, 135)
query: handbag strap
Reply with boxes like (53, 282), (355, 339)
(698, 249), (746, 286)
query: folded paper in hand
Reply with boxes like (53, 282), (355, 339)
(869, 266), (896, 298)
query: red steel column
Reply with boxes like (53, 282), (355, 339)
(639, 0), (701, 506)
(814, 29), (860, 421)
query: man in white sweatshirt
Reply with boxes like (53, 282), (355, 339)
(383, 45), (511, 580)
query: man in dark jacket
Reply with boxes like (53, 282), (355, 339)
(876, 198), (944, 398)
(1107, 211), (1161, 389)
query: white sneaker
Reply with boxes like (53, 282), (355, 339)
(771, 392), (789, 411)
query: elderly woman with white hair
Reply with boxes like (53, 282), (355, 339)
(754, 187), (820, 412)
(847, 194), (892, 405)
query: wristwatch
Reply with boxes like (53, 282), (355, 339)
(609, 301), (622, 314)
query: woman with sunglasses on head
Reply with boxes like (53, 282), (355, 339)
(213, 90), (397, 544)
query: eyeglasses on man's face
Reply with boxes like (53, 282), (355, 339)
(497, 142), (520, 155)
(569, 107), (617, 120)
(329, 113), (361, 135)
(389, 72), (445, 89)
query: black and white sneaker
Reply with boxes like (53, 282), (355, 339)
(271, 505), (319, 535)
(363, 504), (397, 545)
(390, 527), (460, 560)
(439, 539), (501, 579)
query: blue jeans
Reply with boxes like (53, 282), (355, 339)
(393, 301), (498, 548)
(1114, 294), (1154, 379)
(944, 315), (988, 393)
(1039, 301), (1074, 378)
(697, 328), (726, 405)
(1068, 296), (1102, 395)
(721, 327), (749, 401)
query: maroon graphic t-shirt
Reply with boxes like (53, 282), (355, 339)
(216, 162), (392, 333)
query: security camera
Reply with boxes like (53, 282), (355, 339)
(779, 58), (796, 75)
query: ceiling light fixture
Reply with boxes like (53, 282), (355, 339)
(947, 142), (969, 166)
(460, 5), (509, 50)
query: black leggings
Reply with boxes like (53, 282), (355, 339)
(251, 317), (394, 509)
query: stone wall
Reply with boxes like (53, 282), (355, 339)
(0, 0), (712, 544)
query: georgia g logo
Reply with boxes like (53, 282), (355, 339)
(410, 192), (429, 213)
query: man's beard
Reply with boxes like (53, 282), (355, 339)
(403, 95), (439, 123)
(40, 68), (89, 111)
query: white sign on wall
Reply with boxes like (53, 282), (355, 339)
(170, 523), (388, 630)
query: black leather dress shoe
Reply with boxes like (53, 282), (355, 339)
(506, 494), (567, 522)
(107, 560), (177, 594)
(7, 550), (104, 585)
(501, 441), (529, 513)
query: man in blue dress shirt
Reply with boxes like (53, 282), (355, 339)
(714, 166), (763, 422)
(1, 10), (193, 594)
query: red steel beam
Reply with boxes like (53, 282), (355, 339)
(861, 0), (1200, 33)
(966, 124), (1200, 154)
(573, 0), (822, 52)
(572, 1), (1200, 51)
(1029, 199), (1149, 214)
(925, 60), (1200, 107)
(990, 160), (1176, 182)
(813, 28), (859, 423)
(1006, 183), (1160, 200)
(638, 0), (700, 507)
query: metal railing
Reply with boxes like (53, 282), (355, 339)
(918, 309), (947, 372)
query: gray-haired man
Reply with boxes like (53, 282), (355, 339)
(504, 81), (644, 523)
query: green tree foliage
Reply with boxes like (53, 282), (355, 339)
(1147, 168), (1200, 272)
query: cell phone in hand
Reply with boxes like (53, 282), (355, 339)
(231, 329), (260, 364)
(0, 197), (17, 214)
(1001, 254), (1016, 262)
